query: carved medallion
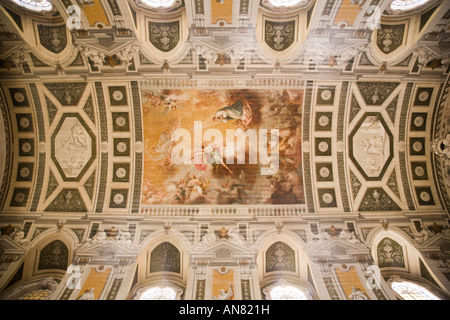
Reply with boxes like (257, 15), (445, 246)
(264, 20), (295, 51)
(148, 21), (180, 52)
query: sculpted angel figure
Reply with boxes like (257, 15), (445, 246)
(11, 226), (30, 246)
(89, 229), (107, 244)
(193, 229), (217, 250)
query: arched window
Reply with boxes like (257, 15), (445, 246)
(267, 0), (307, 7)
(263, 280), (311, 300)
(390, 0), (431, 11)
(140, 0), (176, 8)
(140, 286), (178, 300)
(390, 279), (441, 300)
(134, 282), (184, 300)
(268, 284), (308, 300)
(11, 0), (53, 12)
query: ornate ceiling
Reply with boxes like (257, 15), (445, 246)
(0, 0), (449, 220)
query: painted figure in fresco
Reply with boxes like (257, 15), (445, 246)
(193, 142), (234, 175)
(348, 287), (368, 300)
(173, 173), (212, 204)
(214, 284), (233, 300)
(213, 99), (253, 129)
(212, 179), (247, 204)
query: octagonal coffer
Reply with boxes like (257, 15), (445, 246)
(51, 114), (96, 182)
(349, 113), (393, 181)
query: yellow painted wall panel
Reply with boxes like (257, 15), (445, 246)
(212, 268), (234, 300)
(77, 268), (111, 300)
(333, 0), (359, 27)
(211, 0), (233, 24)
(83, 0), (110, 26)
(335, 266), (370, 300)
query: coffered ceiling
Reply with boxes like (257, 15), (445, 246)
(0, 0), (450, 222)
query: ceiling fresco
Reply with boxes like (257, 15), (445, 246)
(141, 88), (304, 205)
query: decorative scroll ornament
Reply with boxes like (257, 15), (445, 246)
(376, 24), (405, 54)
(377, 238), (405, 268)
(264, 20), (295, 51)
(150, 242), (180, 273)
(266, 241), (296, 272)
(38, 24), (68, 54)
(149, 21), (180, 52)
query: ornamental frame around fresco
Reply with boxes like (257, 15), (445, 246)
(141, 88), (304, 206)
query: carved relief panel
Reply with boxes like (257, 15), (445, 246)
(377, 237), (406, 269)
(265, 241), (296, 273)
